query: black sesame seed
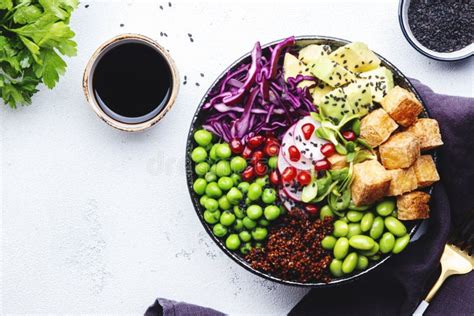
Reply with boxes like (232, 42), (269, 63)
(84, 4), (89, 8)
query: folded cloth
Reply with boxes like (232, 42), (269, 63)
(146, 80), (474, 316)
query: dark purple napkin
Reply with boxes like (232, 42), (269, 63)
(146, 80), (474, 316)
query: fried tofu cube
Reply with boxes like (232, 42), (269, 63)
(406, 118), (443, 151)
(413, 155), (440, 187)
(379, 132), (420, 169)
(351, 160), (391, 206)
(328, 153), (348, 170)
(381, 86), (423, 127)
(360, 108), (399, 147)
(397, 191), (430, 220)
(387, 167), (418, 196)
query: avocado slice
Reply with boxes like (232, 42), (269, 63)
(283, 53), (314, 88)
(309, 56), (357, 88)
(330, 42), (381, 73)
(298, 44), (331, 64)
(358, 66), (394, 102)
(310, 83), (333, 105)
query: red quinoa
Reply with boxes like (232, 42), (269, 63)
(245, 208), (334, 283)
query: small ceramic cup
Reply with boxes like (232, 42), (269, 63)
(83, 33), (179, 132)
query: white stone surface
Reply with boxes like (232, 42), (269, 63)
(1, 0), (473, 314)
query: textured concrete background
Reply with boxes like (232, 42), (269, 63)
(1, 0), (473, 314)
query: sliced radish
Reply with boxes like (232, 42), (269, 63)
(282, 179), (303, 202)
(293, 116), (328, 161)
(281, 125), (312, 170)
(279, 189), (297, 212)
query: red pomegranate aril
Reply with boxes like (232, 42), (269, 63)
(230, 138), (244, 154)
(297, 170), (312, 186)
(342, 130), (356, 141)
(251, 150), (264, 165)
(241, 166), (256, 181)
(264, 143), (280, 157)
(288, 145), (301, 162)
(305, 204), (319, 215)
(242, 146), (253, 159)
(320, 143), (336, 157)
(248, 135), (266, 149)
(255, 161), (268, 176)
(269, 170), (280, 185)
(281, 166), (297, 182)
(301, 123), (315, 140)
(314, 159), (330, 171)
(265, 136), (279, 146)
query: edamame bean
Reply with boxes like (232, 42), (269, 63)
(233, 219), (243, 232)
(240, 242), (252, 254)
(262, 188), (277, 204)
(195, 162), (210, 176)
(209, 144), (219, 161)
(205, 172), (217, 183)
(220, 211), (236, 226)
(259, 219), (270, 227)
(329, 259), (344, 277)
(230, 156), (247, 172)
(379, 232), (396, 254)
(334, 237), (349, 259)
(238, 182), (250, 193)
(204, 198), (218, 212)
(264, 205), (280, 221)
(360, 212), (374, 232)
(218, 177), (233, 191)
(205, 182), (222, 198)
(393, 234), (410, 254)
(333, 220), (349, 237)
(255, 176), (268, 187)
(216, 143), (232, 159)
(191, 147), (207, 163)
(213, 223), (227, 237)
(370, 216), (384, 240)
(347, 211), (364, 222)
(247, 183), (263, 201)
(268, 156), (278, 169)
(233, 206), (245, 219)
(349, 235), (375, 250)
(251, 227), (268, 241)
(230, 173), (241, 185)
(321, 236), (337, 250)
(359, 242), (379, 257)
(194, 129), (213, 146)
(376, 199), (396, 217)
(342, 252), (358, 274)
(369, 254), (381, 261)
(347, 223), (362, 238)
(320, 205), (334, 220)
(243, 217), (257, 230)
(384, 216), (407, 237)
(227, 187), (243, 204)
(225, 234), (241, 250)
(218, 196), (231, 210)
(199, 195), (208, 207)
(210, 164), (217, 174)
(357, 255), (369, 270)
(193, 178), (207, 195)
(247, 205), (263, 220)
(239, 230), (252, 242)
(203, 210), (220, 224)
(216, 160), (231, 177)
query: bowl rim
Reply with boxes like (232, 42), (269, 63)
(398, 0), (474, 62)
(185, 35), (435, 288)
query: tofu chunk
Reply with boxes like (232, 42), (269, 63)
(351, 160), (391, 206)
(387, 167), (418, 196)
(328, 153), (348, 170)
(381, 86), (423, 127)
(379, 132), (420, 169)
(413, 155), (440, 187)
(406, 118), (443, 151)
(397, 191), (430, 220)
(360, 108), (399, 147)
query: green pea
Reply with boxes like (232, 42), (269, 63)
(210, 164), (217, 174)
(233, 219), (243, 232)
(199, 195), (208, 207)
(215, 160), (231, 177)
(329, 259), (344, 277)
(342, 252), (358, 274)
(360, 212), (375, 232)
(193, 178), (207, 195)
(209, 144), (219, 161)
(226, 187), (243, 204)
(194, 129), (213, 146)
(251, 227), (268, 241)
(247, 205), (263, 220)
(245, 197), (251, 205)
(369, 254), (381, 261)
(376, 199), (396, 217)
(333, 220), (349, 237)
(205, 172), (217, 182)
(195, 162), (210, 176)
(357, 255), (369, 270)
(243, 217), (257, 230)
(240, 242), (252, 255)
(218, 196), (231, 210)
(216, 143), (232, 159)
(225, 234), (241, 250)
(359, 242), (379, 257)
(259, 219), (270, 227)
(191, 147), (207, 163)
(230, 156), (247, 172)
(205, 182), (222, 198)
(347, 211), (364, 222)
(203, 210), (220, 224)
(339, 216), (349, 223)
(334, 237), (349, 260)
(230, 173), (241, 185)
(247, 183), (263, 201)
(380, 232), (396, 254)
(370, 216), (384, 240)
(239, 230), (252, 242)
(220, 211), (236, 226)
(393, 234), (410, 254)
(320, 205), (334, 220)
(321, 236), (337, 250)
(349, 235), (375, 250)
(264, 205), (280, 221)
(268, 156), (278, 169)
(347, 223), (362, 238)
(255, 176), (268, 187)
(233, 205), (245, 219)
(217, 177), (233, 191)
(213, 223), (227, 237)
(204, 198), (218, 212)
(384, 216), (407, 237)
(238, 182), (250, 193)
(262, 188), (277, 204)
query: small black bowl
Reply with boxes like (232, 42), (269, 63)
(186, 35), (435, 287)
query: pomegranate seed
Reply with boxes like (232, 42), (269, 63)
(255, 161), (268, 176)
(230, 138), (244, 154)
(342, 130), (356, 141)
(297, 170), (312, 186)
(242, 146), (253, 159)
(269, 170), (280, 185)
(251, 150), (264, 165)
(305, 204), (319, 215)
(265, 136), (279, 146)
(264, 143), (280, 157)
(320, 143), (336, 157)
(241, 166), (255, 181)
(281, 166), (297, 182)
(301, 123), (315, 140)
(314, 159), (330, 171)
(288, 145), (301, 162)
(247, 135), (266, 149)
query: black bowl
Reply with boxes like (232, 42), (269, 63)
(186, 35), (435, 287)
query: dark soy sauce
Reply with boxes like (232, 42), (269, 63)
(93, 42), (172, 124)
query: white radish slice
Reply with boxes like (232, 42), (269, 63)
(278, 188), (297, 212)
(277, 151), (291, 175)
(280, 125), (313, 170)
(293, 116), (328, 161)
(282, 179), (303, 202)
